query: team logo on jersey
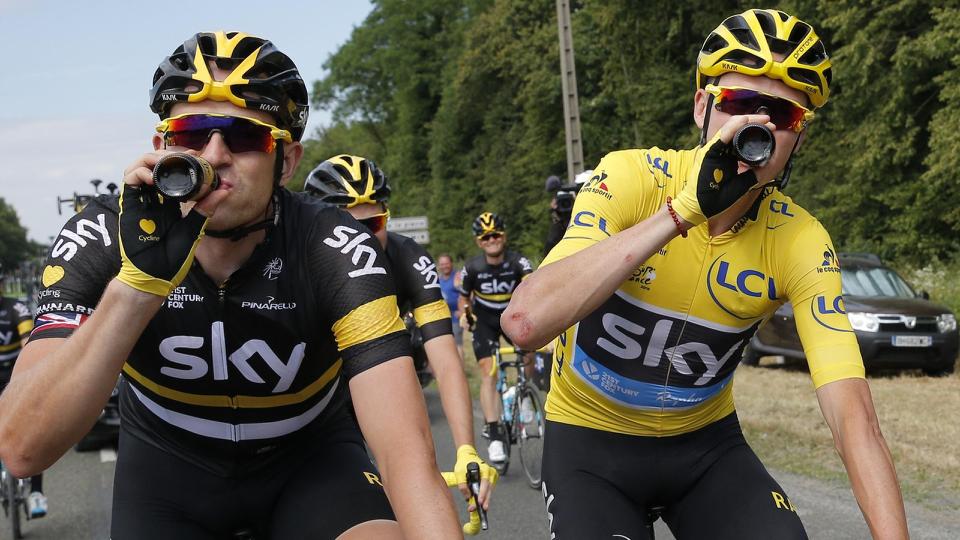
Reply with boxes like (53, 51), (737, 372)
(42, 265), (65, 287)
(571, 292), (758, 408)
(518, 257), (533, 273)
(241, 296), (297, 311)
(480, 279), (515, 295)
(323, 226), (387, 278)
(628, 265), (656, 290)
(166, 286), (204, 309)
(642, 152), (671, 186)
(263, 258), (283, 280)
(706, 254), (779, 321)
(570, 211), (611, 237)
(579, 171), (614, 200)
(413, 256), (440, 289)
(818, 245), (841, 274)
(769, 199), (795, 217)
(51, 213), (111, 262)
(158, 321), (306, 393)
(811, 294), (852, 332)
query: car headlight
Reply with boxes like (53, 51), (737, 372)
(847, 312), (880, 332)
(938, 314), (957, 333)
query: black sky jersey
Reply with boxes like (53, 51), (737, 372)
(384, 231), (452, 342)
(32, 190), (411, 474)
(0, 296), (32, 366)
(459, 250), (533, 316)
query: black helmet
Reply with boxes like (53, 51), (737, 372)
(472, 212), (505, 237)
(303, 155), (391, 208)
(150, 31), (309, 141)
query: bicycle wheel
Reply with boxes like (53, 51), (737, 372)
(6, 470), (21, 539)
(516, 384), (545, 489)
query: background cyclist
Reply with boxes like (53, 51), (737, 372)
(0, 269), (46, 519)
(304, 154), (497, 510)
(0, 31), (460, 539)
(458, 212), (534, 464)
(503, 9), (907, 539)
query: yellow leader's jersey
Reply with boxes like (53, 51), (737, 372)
(541, 147), (865, 436)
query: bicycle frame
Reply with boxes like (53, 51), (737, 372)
(0, 460), (31, 539)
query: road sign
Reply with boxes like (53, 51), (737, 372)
(393, 230), (430, 244)
(387, 216), (429, 232)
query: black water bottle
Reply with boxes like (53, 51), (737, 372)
(152, 153), (219, 202)
(732, 124), (776, 168)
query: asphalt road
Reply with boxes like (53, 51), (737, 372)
(1, 390), (957, 539)
(424, 386), (960, 540)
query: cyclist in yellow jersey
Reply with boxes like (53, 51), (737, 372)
(504, 9), (907, 539)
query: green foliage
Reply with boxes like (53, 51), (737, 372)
(0, 197), (33, 271)
(304, 0), (960, 267)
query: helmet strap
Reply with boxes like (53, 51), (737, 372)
(273, 141), (285, 187)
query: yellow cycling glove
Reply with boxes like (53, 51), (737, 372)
(117, 183), (208, 297)
(671, 131), (759, 226)
(454, 444), (499, 488)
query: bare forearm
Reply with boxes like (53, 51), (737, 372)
(0, 279), (163, 475)
(425, 334), (476, 448)
(503, 206), (679, 349)
(837, 424), (908, 539)
(352, 358), (461, 538)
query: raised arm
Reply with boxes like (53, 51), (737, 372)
(0, 282), (163, 476)
(503, 115), (769, 350)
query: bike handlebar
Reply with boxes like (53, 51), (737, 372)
(441, 462), (488, 535)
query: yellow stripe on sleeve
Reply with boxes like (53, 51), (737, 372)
(413, 299), (451, 327)
(333, 295), (406, 351)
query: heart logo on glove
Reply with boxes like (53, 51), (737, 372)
(42, 265), (65, 287)
(139, 219), (157, 234)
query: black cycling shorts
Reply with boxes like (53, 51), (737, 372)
(541, 413), (808, 540)
(111, 416), (395, 540)
(470, 309), (513, 360)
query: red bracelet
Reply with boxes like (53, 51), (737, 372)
(665, 197), (688, 238)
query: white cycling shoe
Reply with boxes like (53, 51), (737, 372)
(487, 440), (507, 463)
(28, 491), (48, 518)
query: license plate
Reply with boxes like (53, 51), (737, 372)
(892, 335), (932, 347)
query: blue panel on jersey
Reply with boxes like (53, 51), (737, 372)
(571, 344), (733, 409)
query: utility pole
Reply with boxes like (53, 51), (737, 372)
(556, 0), (584, 182)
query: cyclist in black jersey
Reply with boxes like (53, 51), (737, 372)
(0, 31), (460, 539)
(458, 212), (534, 464)
(0, 272), (47, 519)
(503, 9), (907, 540)
(304, 154), (498, 511)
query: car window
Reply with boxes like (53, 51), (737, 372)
(841, 265), (917, 298)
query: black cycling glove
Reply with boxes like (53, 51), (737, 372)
(672, 131), (759, 226)
(117, 183), (208, 297)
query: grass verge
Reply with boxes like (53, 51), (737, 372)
(734, 363), (960, 510)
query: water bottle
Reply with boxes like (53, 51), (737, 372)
(502, 386), (516, 422)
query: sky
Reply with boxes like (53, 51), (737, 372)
(0, 0), (373, 243)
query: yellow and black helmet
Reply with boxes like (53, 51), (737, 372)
(472, 212), (505, 237)
(697, 9), (832, 108)
(303, 155), (391, 208)
(150, 31), (310, 140)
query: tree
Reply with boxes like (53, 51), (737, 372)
(0, 198), (34, 271)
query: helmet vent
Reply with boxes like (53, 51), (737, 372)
(719, 50), (765, 68)
(702, 34), (728, 54)
(787, 67), (821, 90)
(788, 23), (811, 47)
(754, 11), (778, 38)
(798, 41), (828, 65)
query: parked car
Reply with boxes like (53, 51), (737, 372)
(745, 253), (958, 376)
